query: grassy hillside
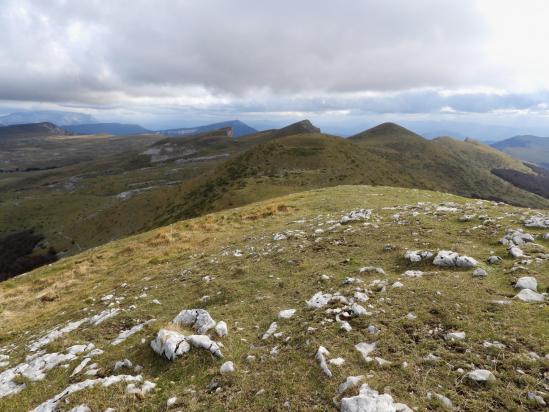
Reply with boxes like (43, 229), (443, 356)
(0, 185), (547, 411)
(1, 121), (548, 280)
(492, 135), (549, 169)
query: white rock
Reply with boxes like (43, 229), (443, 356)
(337, 375), (364, 395)
(427, 392), (453, 409)
(515, 276), (537, 291)
(514, 289), (545, 302)
(114, 359), (133, 371)
(354, 292), (369, 302)
(406, 312), (417, 320)
(444, 332), (466, 341)
(172, 309), (216, 334)
(359, 266), (386, 275)
(543, 233), (549, 240)
(167, 396), (178, 407)
(316, 346), (332, 377)
(89, 308), (121, 326)
(329, 357), (345, 366)
(111, 320), (155, 346)
(472, 268), (487, 277)
(433, 250), (477, 267)
(30, 374), (143, 412)
(262, 322), (278, 340)
(278, 309), (296, 319)
(186, 335), (223, 357)
(355, 342), (376, 362)
(392, 281), (404, 288)
(215, 321), (228, 337)
(220, 361), (235, 374)
(523, 216), (549, 228)
(273, 233), (287, 241)
(351, 303), (370, 316)
(404, 250), (433, 263)
(403, 270), (424, 278)
(527, 392), (546, 406)
(466, 369), (495, 383)
(487, 256), (502, 265)
(341, 384), (411, 412)
(340, 209), (372, 224)
(150, 329), (190, 360)
(508, 246), (524, 258)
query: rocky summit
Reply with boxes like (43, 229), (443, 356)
(0, 185), (547, 411)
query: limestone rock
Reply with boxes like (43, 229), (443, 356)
(340, 384), (411, 412)
(514, 289), (545, 302)
(172, 309), (216, 334)
(515, 276), (537, 291)
(466, 369), (495, 383)
(433, 250), (477, 267)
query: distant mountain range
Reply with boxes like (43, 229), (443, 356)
(492, 135), (549, 169)
(0, 110), (96, 126)
(0, 122), (68, 140)
(63, 123), (152, 136)
(157, 120), (257, 138)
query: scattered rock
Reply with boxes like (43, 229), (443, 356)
(220, 361), (235, 374)
(166, 396), (178, 408)
(527, 392), (546, 406)
(514, 289), (545, 302)
(444, 332), (466, 341)
(355, 342), (376, 362)
(340, 384), (411, 412)
(262, 322), (278, 340)
(472, 268), (487, 277)
(215, 321), (228, 337)
(316, 346), (332, 377)
(172, 309), (216, 334)
(515, 276), (538, 291)
(359, 266), (386, 275)
(433, 250), (477, 267)
(340, 209), (372, 224)
(523, 216), (549, 228)
(487, 256), (502, 265)
(466, 369), (495, 383)
(500, 229), (535, 246)
(427, 392), (453, 409)
(278, 309), (296, 319)
(508, 246), (524, 258)
(404, 250), (433, 263)
(403, 270), (424, 278)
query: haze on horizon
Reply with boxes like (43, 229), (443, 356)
(2, 0), (549, 137)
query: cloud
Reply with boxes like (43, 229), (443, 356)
(0, 0), (549, 124)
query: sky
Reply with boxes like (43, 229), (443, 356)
(1, 0), (549, 137)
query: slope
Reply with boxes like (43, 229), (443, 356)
(164, 124), (549, 223)
(0, 185), (547, 411)
(492, 135), (549, 169)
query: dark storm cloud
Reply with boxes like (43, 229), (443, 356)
(0, 0), (491, 102)
(2, 0), (549, 122)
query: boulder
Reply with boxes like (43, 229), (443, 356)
(172, 309), (216, 334)
(341, 384), (411, 412)
(404, 250), (433, 263)
(220, 361), (235, 374)
(466, 369), (495, 383)
(472, 268), (487, 277)
(514, 289), (545, 302)
(523, 216), (549, 228)
(487, 256), (502, 265)
(433, 251), (477, 267)
(515, 276), (537, 291)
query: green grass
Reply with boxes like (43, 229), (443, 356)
(0, 185), (547, 411)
